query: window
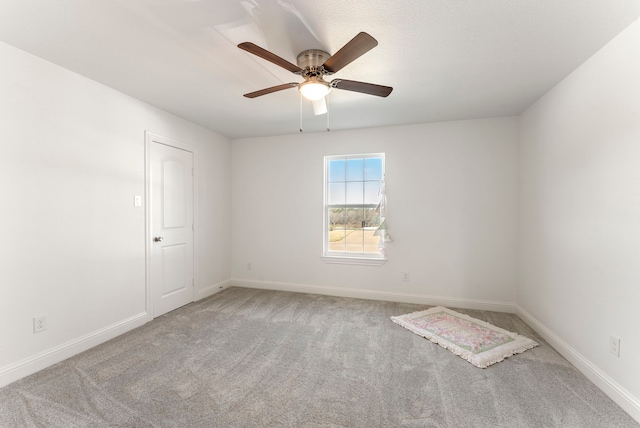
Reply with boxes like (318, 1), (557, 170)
(324, 153), (386, 262)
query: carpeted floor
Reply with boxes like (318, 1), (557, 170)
(0, 287), (637, 427)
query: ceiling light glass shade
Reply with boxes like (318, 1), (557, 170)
(298, 80), (331, 100)
(312, 98), (327, 115)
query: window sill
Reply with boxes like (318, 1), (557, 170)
(321, 256), (387, 266)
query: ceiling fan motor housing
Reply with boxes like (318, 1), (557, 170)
(296, 49), (332, 77)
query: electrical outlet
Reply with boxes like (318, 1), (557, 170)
(610, 336), (620, 357)
(33, 315), (47, 334)
(402, 272), (410, 282)
(247, 262), (252, 270)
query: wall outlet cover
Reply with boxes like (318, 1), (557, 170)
(33, 315), (47, 333)
(609, 336), (620, 357)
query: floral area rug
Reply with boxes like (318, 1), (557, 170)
(391, 306), (538, 368)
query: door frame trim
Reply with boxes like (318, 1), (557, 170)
(144, 131), (198, 318)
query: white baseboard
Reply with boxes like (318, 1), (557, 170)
(196, 279), (233, 300)
(230, 278), (515, 313)
(0, 312), (150, 388)
(0, 279), (231, 389)
(515, 305), (640, 424)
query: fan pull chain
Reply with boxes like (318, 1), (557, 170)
(326, 96), (330, 132)
(299, 93), (303, 133)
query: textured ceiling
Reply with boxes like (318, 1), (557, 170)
(1, 0), (639, 138)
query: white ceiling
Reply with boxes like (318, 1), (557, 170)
(1, 0), (639, 139)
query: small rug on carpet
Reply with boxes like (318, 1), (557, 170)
(391, 306), (538, 368)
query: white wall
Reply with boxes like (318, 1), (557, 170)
(0, 41), (231, 386)
(231, 118), (519, 309)
(518, 18), (640, 418)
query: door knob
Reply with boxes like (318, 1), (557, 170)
(154, 236), (164, 242)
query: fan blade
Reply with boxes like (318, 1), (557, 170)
(238, 42), (302, 73)
(331, 79), (393, 97)
(322, 32), (378, 73)
(244, 83), (298, 98)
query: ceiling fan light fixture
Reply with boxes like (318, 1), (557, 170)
(298, 79), (331, 100)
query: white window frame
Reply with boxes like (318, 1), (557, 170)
(322, 153), (386, 266)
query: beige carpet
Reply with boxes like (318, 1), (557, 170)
(0, 287), (637, 427)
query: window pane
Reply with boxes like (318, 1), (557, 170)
(328, 159), (346, 182)
(363, 207), (381, 253)
(328, 227), (346, 252)
(344, 229), (364, 253)
(344, 209), (363, 253)
(346, 182), (363, 205)
(328, 182), (345, 205)
(363, 228), (381, 253)
(364, 181), (382, 205)
(344, 207), (364, 230)
(346, 158), (364, 181)
(334, 208), (382, 254)
(363, 207), (381, 228)
(364, 157), (383, 181)
(328, 208), (345, 230)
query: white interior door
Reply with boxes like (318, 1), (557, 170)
(150, 140), (194, 317)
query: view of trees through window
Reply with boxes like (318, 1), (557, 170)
(328, 207), (379, 230)
(325, 154), (384, 255)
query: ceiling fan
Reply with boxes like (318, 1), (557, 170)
(238, 32), (393, 109)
